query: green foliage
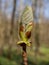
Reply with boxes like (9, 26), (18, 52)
(0, 47), (49, 65)
(0, 57), (17, 65)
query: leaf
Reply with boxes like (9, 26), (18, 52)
(17, 41), (31, 46)
(19, 31), (28, 41)
(26, 25), (33, 32)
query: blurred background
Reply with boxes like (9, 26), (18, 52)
(0, 0), (49, 65)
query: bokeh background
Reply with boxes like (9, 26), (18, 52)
(0, 0), (49, 65)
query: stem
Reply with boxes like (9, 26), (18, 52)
(22, 44), (28, 65)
